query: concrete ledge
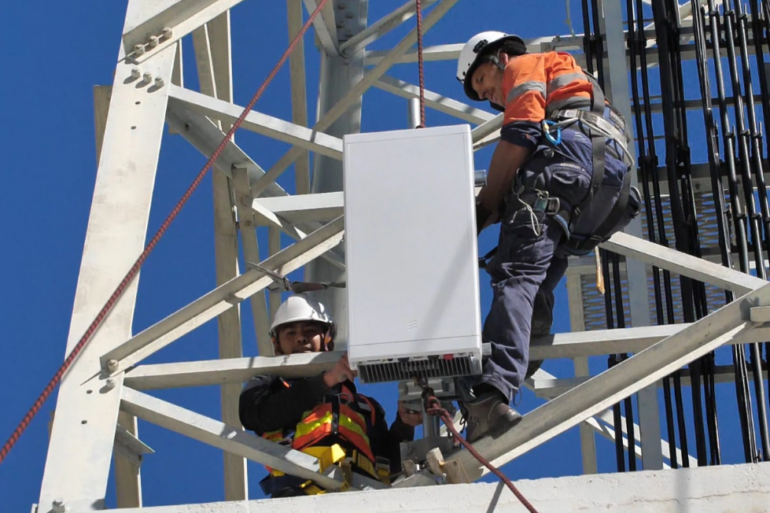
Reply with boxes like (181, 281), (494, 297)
(72, 462), (770, 512)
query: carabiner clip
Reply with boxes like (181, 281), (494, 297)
(542, 119), (562, 145)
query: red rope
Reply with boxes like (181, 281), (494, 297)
(0, 0), (332, 466)
(426, 396), (539, 513)
(415, 0), (427, 128)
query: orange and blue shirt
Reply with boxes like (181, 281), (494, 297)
(499, 51), (615, 166)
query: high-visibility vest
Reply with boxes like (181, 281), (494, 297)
(262, 381), (386, 483)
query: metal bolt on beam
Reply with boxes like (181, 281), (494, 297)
(148, 35), (159, 48)
(142, 72), (153, 84)
(133, 44), (145, 56)
(105, 378), (116, 390)
(154, 77), (165, 88)
(161, 27), (173, 40)
(106, 359), (119, 372)
(52, 499), (68, 513)
(130, 68), (141, 80)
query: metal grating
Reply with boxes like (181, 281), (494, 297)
(579, 192), (729, 331)
(358, 356), (480, 384)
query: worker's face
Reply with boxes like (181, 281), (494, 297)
(275, 321), (326, 355)
(470, 53), (508, 107)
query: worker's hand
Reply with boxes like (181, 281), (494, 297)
(397, 401), (423, 427)
(476, 200), (501, 235)
(480, 209), (501, 233)
(323, 353), (356, 388)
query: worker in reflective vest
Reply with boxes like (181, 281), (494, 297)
(239, 294), (422, 498)
(455, 32), (641, 442)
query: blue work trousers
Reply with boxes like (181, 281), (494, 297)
(475, 151), (596, 403)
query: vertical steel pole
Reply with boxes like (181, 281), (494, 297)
(305, 0), (368, 346)
(600, 0), (663, 470)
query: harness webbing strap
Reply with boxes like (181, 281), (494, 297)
(590, 169), (634, 243)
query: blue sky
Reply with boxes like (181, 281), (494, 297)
(0, 0), (765, 511)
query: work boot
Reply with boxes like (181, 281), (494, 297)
(462, 389), (522, 443)
(526, 291), (554, 378)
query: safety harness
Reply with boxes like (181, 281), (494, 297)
(481, 70), (639, 269)
(546, 71), (636, 254)
(259, 381), (391, 496)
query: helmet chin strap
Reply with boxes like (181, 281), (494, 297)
(488, 53), (506, 73)
(323, 327), (335, 352)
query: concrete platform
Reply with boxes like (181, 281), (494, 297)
(67, 462), (770, 512)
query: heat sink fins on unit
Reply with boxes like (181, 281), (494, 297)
(358, 356), (481, 384)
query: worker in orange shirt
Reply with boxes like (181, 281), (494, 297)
(455, 32), (641, 442)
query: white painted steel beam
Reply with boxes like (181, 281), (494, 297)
(165, 105), (286, 197)
(38, 38), (177, 512)
(302, 0), (338, 55)
(120, 388), (343, 490)
(362, 33), (584, 65)
(527, 369), (698, 469)
(167, 85), (344, 159)
(529, 365), (769, 400)
(252, 0), (461, 197)
(470, 114), (503, 144)
(166, 105), (344, 273)
(124, 351), (343, 390)
(365, 43), (463, 65)
(600, 0), (662, 470)
(249, 200), (346, 271)
(191, 13), (248, 501)
(253, 192), (343, 225)
(287, 0), (311, 195)
(268, 226), (282, 325)
(397, 282), (770, 485)
(531, 323), (770, 360)
(93, 84), (143, 509)
(374, 75), (494, 125)
(339, 0), (438, 55)
(100, 217), (345, 373)
(122, 325), (770, 391)
(602, 232), (768, 295)
(565, 274), (597, 474)
(118, 323), (770, 392)
(123, 0), (246, 62)
(232, 167), (272, 356)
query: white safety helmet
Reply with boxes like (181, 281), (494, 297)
(270, 294), (336, 349)
(456, 31), (527, 103)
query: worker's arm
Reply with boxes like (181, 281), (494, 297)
(238, 374), (330, 435)
(476, 140), (532, 226)
(475, 55), (543, 231)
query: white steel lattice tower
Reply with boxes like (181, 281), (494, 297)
(35, 1), (770, 512)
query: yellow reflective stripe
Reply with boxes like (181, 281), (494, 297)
(263, 429), (284, 442)
(338, 413), (371, 445)
(295, 410), (332, 439)
(294, 410), (371, 446)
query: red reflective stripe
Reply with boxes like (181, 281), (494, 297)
(263, 430), (284, 442)
(290, 403), (376, 463)
(293, 420), (333, 450)
(338, 427), (375, 462)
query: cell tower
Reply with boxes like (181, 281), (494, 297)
(25, 0), (770, 511)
